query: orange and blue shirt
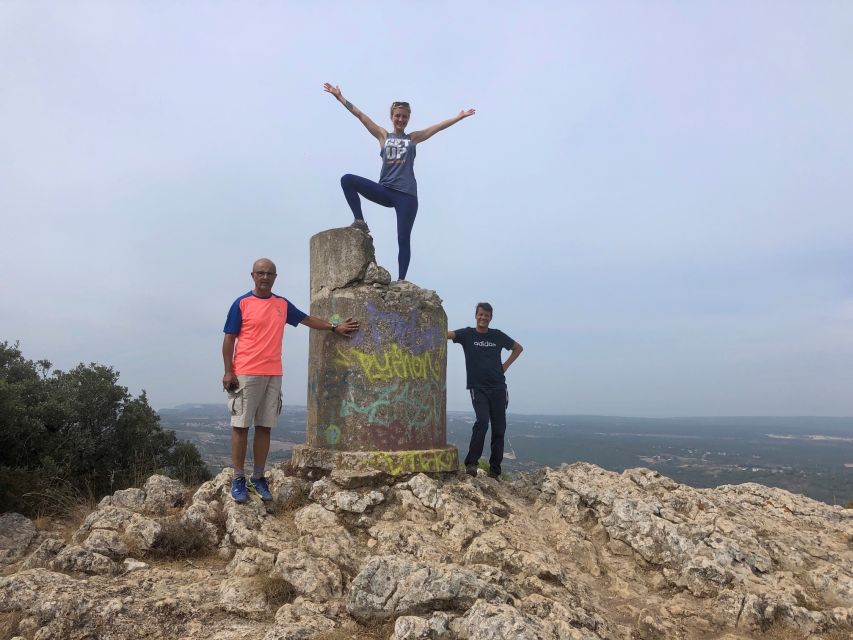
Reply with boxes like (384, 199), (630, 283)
(223, 292), (307, 376)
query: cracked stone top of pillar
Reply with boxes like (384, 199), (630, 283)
(310, 228), (391, 298)
(310, 228), (443, 310)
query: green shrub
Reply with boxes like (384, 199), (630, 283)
(0, 341), (210, 516)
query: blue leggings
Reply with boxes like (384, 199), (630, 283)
(340, 174), (418, 280)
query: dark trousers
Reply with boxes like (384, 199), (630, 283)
(464, 387), (508, 475)
(340, 174), (419, 279)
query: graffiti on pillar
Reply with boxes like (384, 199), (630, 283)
(367, 449), (457, 475)
(323, 424), (341, 446)
(351, 303), (444, 355)
(339, 380), (441, 430)
(310, 367), (352, 402)
(365, 420), (440, 450)
(334, 342), (444, 383)
(312, 304), (446, 451)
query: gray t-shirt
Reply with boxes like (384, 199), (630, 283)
(379, 132), (417, 197)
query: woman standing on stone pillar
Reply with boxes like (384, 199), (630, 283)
(323, 83), (475, 281)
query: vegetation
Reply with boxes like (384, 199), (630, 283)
(253, 575), (297, 610)
(313, 621), (395, 640)
(0, 341), (210, 516)
(0, 611), (24, 640)
(476, 458), (510, 480)
(146, 516), (215, 559)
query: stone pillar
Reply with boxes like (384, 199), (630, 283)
(291, 228), (459, 476)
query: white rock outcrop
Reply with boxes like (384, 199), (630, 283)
(0, 465), (849, 639)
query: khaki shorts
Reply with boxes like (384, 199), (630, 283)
(227, 375), (282, 429)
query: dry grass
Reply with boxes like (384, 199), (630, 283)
(253, 575), (296, 609)
(24, 486), (98, 542)
(756, 622), (806, 639)
(753, 623), (853, 639)
(0, 611), (23, 640)
(145, 517), (213, 560)
(313, 620), (395, 640)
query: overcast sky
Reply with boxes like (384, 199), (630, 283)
(2, 2), (852, 417)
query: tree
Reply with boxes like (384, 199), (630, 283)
(0, 341), (211, 515)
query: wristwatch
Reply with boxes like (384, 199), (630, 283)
(330, 321), (339, 332)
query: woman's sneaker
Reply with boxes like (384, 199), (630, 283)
(249, 477), (273, 502)
(231, 476), (248, 503)
(350, 219), (370, 233)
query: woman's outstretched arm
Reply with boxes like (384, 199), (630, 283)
(324, 83), (387, 144)
(410, 108), (476, 144)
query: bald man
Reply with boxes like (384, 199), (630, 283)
(222, 258), (358, 503)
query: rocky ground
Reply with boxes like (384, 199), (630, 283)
(0, 462), (851, 640)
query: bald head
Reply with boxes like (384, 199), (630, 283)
(251, 258), (277, 297)
(252, 258), (276, 273)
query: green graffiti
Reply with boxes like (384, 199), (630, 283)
(338, 380), (441, 429)
(324, 424), (341, 446)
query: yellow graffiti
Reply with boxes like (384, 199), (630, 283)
(367, 450), (457, 475)
(335, 342), (444, 383)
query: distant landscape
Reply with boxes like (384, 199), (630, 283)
(159, 405), (853, 506)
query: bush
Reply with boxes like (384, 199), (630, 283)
(0, 341), (211, 516)
(147, 517), (213, 559)
(253, 575), (297, 609)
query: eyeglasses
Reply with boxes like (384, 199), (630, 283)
(253, 271), (277, 278)
(392, 101), (410, 109)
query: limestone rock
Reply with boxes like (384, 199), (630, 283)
(265, 602), (337, 640)
(0, 513), (37, 565)
(20, 538), (64, 570)
(96, 475), (185, 516)
(272, 548), (343, 601)
(227, 547), (276, 577)
(392, 612), (454, 639)
(406, 473), (444, 510)
(450, 600), (565, 640)
(98, 487), (145, 511)
(219, 577), (269, 615)
(143, 474), (186, 513)
(309, 477), (385, 514)
(122, 558), (148, 572)
(51, 545), (118, 575)
(73, 506), (162, 557)
(267, 469), (310, 510)
(294, 503), (363, 571)
(347, 555), (510, 622)
(82, 528), (129, 560)
(0, 462), (850, 640)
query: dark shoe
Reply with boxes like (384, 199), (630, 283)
(231, 476), (248, 503)
(350, 219), (370, 233)
(487, 471), (501, 480)
(465, 465), (477, 477)
(249, 477), (273, 502)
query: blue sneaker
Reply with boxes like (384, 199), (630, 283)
(249, 476), (273, 502)
(231, 476), (248, 503)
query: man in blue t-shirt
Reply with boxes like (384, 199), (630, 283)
(447, 302), (523, 479)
